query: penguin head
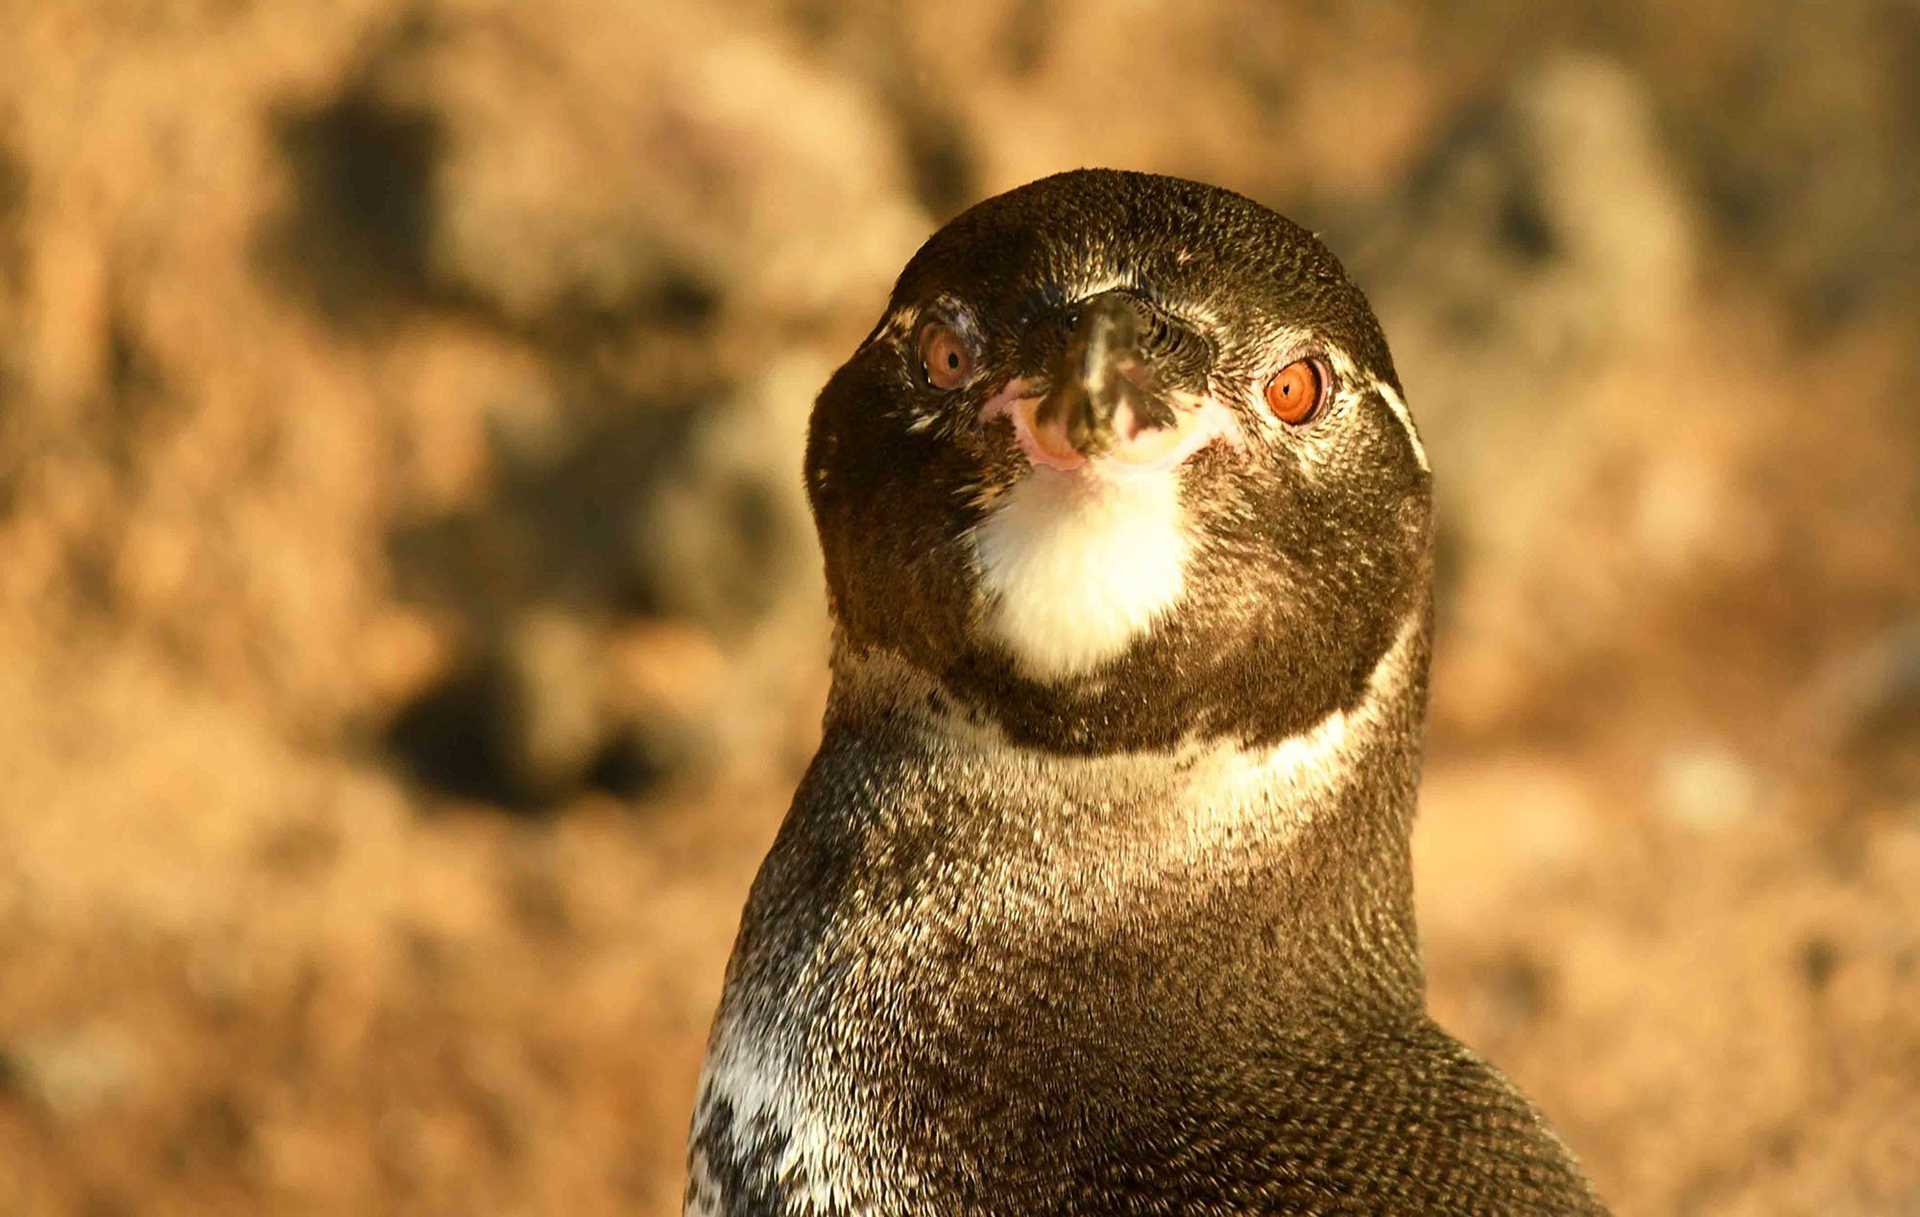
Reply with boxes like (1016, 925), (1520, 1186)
(806, 169), (1432, 753)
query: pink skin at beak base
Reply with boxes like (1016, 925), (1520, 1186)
(979, 377), (1244, 475)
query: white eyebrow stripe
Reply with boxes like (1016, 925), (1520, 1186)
(1372, 377), (1429, 473)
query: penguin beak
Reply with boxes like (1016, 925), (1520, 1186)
(1032, 291), (1182, 459)
(1003, 290), (1219, 472)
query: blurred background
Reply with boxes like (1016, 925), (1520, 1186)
(1, 1), (1917, 1213)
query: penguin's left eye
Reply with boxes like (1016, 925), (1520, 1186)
(1266, 358), (1327, 426)
(917, 323), (975, 391)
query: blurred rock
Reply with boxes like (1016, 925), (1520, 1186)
(501, 610), (611, 804)
(383, 356), (824, 809)
(273, 0), (927, 332)
(1, 1025), (143, 1120)
(1368, 55), (1695, 372)
(631, 359), (822, 639)
(1796, 619), (1920, 803)
(1358, 52), (1699, 516)
(1655, 743), (1762, 831)
(1650, 0), (1920, 326)
(386, 616), (627, 812)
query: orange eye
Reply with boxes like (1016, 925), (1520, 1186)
(918, 323), (974, 390)
(1265, 358), (1324, 425)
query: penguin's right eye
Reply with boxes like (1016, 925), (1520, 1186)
(917, 323), (975, 391)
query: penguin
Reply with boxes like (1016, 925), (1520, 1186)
(685, 168), (1609, 1217)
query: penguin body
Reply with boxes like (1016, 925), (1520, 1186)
(686, 170), (1607, 1216)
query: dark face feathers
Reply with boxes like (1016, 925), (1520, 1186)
(805, 168), (1433, 754)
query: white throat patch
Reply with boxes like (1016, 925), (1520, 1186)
(970, 465), (1190, 680)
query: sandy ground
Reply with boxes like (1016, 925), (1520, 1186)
(0, 2), (1916, 1214)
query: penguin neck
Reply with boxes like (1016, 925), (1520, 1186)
(789, 609), (1432, 1021)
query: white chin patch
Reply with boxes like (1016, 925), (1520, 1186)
(971, 466), (1190, 681)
